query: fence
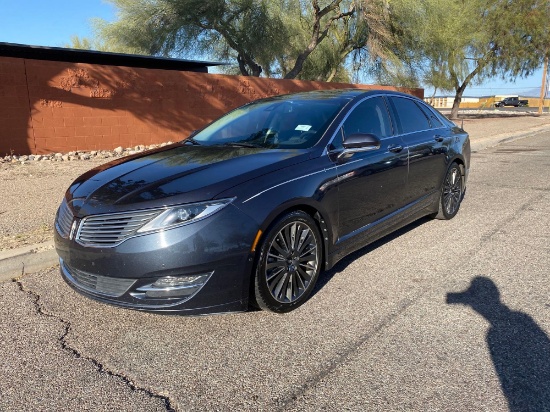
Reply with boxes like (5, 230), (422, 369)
(0, 55), (422, 155)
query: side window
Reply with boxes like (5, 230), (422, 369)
(390, 97), (431, 134)
(418, 103), (444, 128)
(342, 97), (392, 139)
(428, 113), (444, 128)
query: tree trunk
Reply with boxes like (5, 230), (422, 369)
(284, 0), (353, 79)
(284, 52), (312, 79)
(450, 85), (466, 120)
(325, 67), (338, 82)
(236, 55), (249, 76)
(237, 53), (262, 77)
(449, 63), (484, 120)
(538, 53), (548, 115)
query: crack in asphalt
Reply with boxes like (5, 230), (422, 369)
(12, 273), (176, 412)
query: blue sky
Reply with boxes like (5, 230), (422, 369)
(0, 0), (115, 48)
(0, 0), (546, 98)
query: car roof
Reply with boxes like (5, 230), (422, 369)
(264, 88), (418, 104)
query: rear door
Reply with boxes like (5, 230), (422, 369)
(387, 96), (448, 205)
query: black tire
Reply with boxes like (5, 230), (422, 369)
(435, 162), (463, 220)
(252, 211), (322, 313)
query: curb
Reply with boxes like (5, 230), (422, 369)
(0, 240), (58, 282)
(469, 124), (550, 152)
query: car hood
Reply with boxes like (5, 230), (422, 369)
(66, 144), (310, 216)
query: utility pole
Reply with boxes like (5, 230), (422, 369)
(538, 54), (548, 115)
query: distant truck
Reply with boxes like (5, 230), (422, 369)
(494, 97), (529, 107)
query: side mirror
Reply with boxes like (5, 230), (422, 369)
(342, 133), (381, 150)
(335, 133), (381, 160)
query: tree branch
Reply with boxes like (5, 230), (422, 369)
(284, 0), (355, 79)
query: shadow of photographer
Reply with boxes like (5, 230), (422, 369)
(447, 276), (550, 411)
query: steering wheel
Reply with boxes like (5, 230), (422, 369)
(263, 128), (278, 144)
(298, 130), (317, 142)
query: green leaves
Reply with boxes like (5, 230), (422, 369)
(385, 0), (549, 118)
(72, 0), (549, 100)
(80, 0), (393, 81)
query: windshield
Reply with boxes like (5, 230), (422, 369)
(190, 98), (346, 149)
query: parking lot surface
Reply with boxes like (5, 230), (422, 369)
(1, 128), (549, 410)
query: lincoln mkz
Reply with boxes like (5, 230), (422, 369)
(55, 89), (470, 314)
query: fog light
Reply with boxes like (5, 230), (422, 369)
(131, 272), (213, 299)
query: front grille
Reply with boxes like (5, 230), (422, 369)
(62, 260), (136, 297)
(56, 200), (74, 238)
(76, 209), (161, 247)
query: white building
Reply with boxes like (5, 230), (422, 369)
(424, 96), (480, 108)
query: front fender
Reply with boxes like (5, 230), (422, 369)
(216, 156), (340, 257)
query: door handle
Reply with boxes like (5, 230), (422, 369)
(388, 145), (403, 153)
(434, 135), (444, 142)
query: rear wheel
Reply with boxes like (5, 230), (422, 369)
(435, 162), (463, 220)
(253, 211), (322, 313)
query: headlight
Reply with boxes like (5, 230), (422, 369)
(137, 198), (234, 234)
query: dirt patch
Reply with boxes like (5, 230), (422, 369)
(0, 159), (108, 251)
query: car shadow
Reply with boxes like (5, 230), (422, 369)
(447, 277), (550, 411)
(313, 216), (432, 294)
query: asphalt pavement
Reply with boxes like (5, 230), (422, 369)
(1, 130), (549, 410)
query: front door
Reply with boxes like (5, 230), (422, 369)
(332, 96), (408, 241)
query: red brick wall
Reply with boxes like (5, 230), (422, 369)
(0, 58), (33, 154)
(0, 56), (423, 155)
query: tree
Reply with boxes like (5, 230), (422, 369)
(83, 0), (393, 81)
(280, 0), (356, 79)
(385, 0), (550, 118)
(288, 0), (394, 82)
(94, 0), (287, 76)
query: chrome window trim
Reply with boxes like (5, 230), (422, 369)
(397, 127), (445, 138)
(422, 103), (457, 129)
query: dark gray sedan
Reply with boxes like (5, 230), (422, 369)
(54, 89), (470, 314)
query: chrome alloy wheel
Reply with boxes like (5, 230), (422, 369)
(264, 221), (319, 303)
(442, 165), (463, 216)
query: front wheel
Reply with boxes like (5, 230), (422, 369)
(252, 211), (322, 313)
(435, 162), (463, 220)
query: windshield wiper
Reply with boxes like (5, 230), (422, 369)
(221, 142), (263, 148)
(183, 137), (201, 145)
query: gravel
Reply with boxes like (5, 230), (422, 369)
(0, 143), (173, 165)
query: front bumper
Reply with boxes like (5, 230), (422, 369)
(55, 204), (259, 314)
